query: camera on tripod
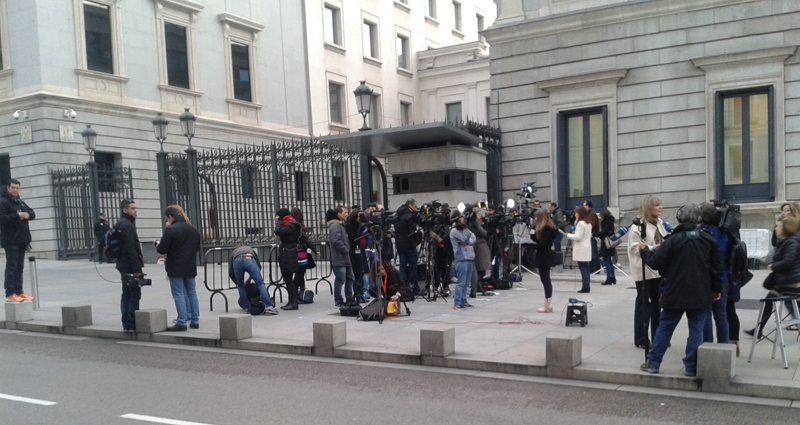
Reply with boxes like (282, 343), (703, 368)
(123, 273), (152, 288)
(711, 199), (742, 233)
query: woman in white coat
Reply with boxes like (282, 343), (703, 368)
(566, 206), (593, 293)
(627, 195), (669, 349)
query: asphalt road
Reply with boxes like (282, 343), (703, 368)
(0, 331), (796, 425)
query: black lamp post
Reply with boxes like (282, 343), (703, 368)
(81, 124), (97, 161)
(179, 108), (196, 149)
(152, 112), (169, 152)
(353, 80), (373, 131)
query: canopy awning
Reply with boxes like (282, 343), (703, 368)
(320, 122), (484, 156)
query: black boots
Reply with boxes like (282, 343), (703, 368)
(601, 277), (617, 285)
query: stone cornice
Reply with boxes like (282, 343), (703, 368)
(538, 69), (627, 93)
(218, 13), (264, 33)
(692, 46), (798, 72)
(154, 0), (204, 14)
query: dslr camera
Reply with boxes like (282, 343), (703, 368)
(123, 273), (152, 288)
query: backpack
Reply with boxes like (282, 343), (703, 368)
(358, 298), (387, 321)
(104, 225), (121, 261)
(729, 234), (749, 281)
(297, 288), (314, 304)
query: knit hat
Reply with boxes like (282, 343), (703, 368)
(277, 208), (291, 219)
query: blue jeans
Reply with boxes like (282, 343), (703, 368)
(553, 232), (563, 254)
(703, 282), (729, 343)
(333, 266), (355, 303)
(397, 248), (419, 291)
(4, 245), (26, 297)
(453, 260), (473, 307)
(578, 262), (590, 291)
(169, 276), (199, 327)
(363, 251), (379, 293)
(119, 269), (140, 331)
(603, 256), (615, 279)
(647, 308), (706, 372)
(232, 257), (274, 310)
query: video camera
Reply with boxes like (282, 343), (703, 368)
(123, 273), (152, 288)
(711, 199), (742, 233)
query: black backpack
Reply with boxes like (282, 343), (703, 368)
(728, 234), (749, 281)
(237, 280), (267, 315)
(104, 225), (121, 261)
(358, 298), (387, 321)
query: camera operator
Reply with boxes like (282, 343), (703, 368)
(549, 202), (568, 262)
(155, 205), (201, 331)
(485, 204), (504, 279)
(450, 209), (476, 309)
(467, 204), (491, 297)
(428, 203), (451, 296)
(358, 204), (380, 299)
(115, 199), (144, 332)
(345, 208), (366, 300)
(395, 198), (422, 295)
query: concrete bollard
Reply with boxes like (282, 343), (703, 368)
(697, 343), (736, 392)
(420, 326), (455, 357)
(5, 301), (34, 322)
(61, 304), (92, 327)
(219, 314), (252, 340)
(135, 309), (168, 333)
(546, 333), (582, 378)
(313, 319), (346, 357)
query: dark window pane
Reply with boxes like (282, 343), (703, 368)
(393, 170), (475, 194)
(329, 83), (342, 123)
(84, 2), (113, 74)
(165, 22), (189, 89)
(0, 32), (4, 69)
(560, 108), (607, 209)
(231, 43), (251, 102)
(95, 152), (117, 192)
(332, 161), (345, 201)
(0, 154), (9, 187)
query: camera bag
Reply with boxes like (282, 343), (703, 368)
(358, 298), (387, 321)
(297, 289), (314, 304)
(339, 300), (362, 317)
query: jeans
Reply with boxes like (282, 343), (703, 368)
(4, 245), (26, 297)
(553, 232), (563, 254)
(232, 257), (274, 310)
(119, 269), (141, 331)
(363, 251), (379, 293)
(647, 308), (706, 372)
(539, 265), (552, 298)
(453, 260), (473, 308)
(397, 248), (419, 292)
(602, 255), (615, 279)
(578, 261), (590, 291)
(169, 276), (199, 327)
(703, 282), (729, 343)
(333, 266), (355, 303)
(635, 279), (661, 346)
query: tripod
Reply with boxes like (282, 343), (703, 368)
(590, 237), (629, 277)
(420, 229), (450, 302)
(510, 222), (537, 277)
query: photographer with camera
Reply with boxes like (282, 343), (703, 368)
(395, 199), (422, 295)
(484, 203), (504, 280)
(115, 199), (144, 332)
(467, 204), (491, 297)
(156, 205), (201, 331)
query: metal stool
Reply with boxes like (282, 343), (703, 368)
(747, 296), (800, 369)
(565, 301), (588, 327)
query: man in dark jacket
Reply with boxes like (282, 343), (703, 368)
(0, 179), (35, 302)
(156, 205), (201, 331)
(328, 206), (354, 306)
(549, 202), (567, 260)
(94, 212), (110, 263)
(638, 204), (723, 376)
(394, 198), (420, 294)
(115, 199), (144, 332)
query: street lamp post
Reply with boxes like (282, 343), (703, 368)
(81, 125), (97, 161)
(152, 112), (169, 152)
(152, 113), (170, 231)
(81, 125), (101, 262)
(179, 108), (196, 149)
(353, 80), (373, 131)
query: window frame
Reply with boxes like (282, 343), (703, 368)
(328, 80), (345, 125)
(400, 101), (411, 126)
(219, 13), (264, 123)
(714, 86), (775, 202)
(427, 0), (437, 19)
(453, 1), (462, 32)
(230, 42), (252, 102)
(74, 0), (124, 76)
(446, 102), (462, 125)
(323, 3), (343, 47)
(476, 13), (485, 43)
(556, 107), (609, 210)
(396, 33), (409, 70)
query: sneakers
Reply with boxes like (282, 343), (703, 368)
(453, 305), (465, 310)
(263, 306), (279, 315)
(18, 293), (33, 301)
(334, 300), (344, 307)
(462, 302), (474, 308)
(684, 369), (696, 377)
(640, 362), (659, 374)
(5, 294), (23, 302)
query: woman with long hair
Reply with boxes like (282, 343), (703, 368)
(345, 209), (365, 297)
(291, 207), (316, 300)
(274, 208), (302, 310)
(566, 206), (593, 293)
(595, 209), (617, 285)
(628, 195), (669, 349)
(532, 209), (558, 312)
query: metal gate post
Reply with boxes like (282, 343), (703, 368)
(270, 143), (280, 213)
(87, 162), (101, 261)
(359, 154), (370, 209)
(156, 151), (169, 232)
(185, 147), (204, 263)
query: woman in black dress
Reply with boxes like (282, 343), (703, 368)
(532, 209), (558, 313)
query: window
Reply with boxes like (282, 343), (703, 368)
(363, 20), (378, 59)
(715, 87), (774, 202)
(485, 97), (490, 124)
(0, 154), (9, 187)
(84, 1), (113, 74)
(164, 22), (189, 89)
(396, 34), (409, 69)
(427, 0), (437, 19)
(453, 2), (462, 32)
(446, 102), (462, 124)
(368, 94), (381, 130)
(477, 14), (485, 43)
(557, 108), (608, 209)
(94, 152), (118, 193)
(0, 32), (4, 70)
(242, 165), (257, 199)
(295, 171), (309, 202)
(400, 101), (411, 126)
(324, 5), (342, 46)
(231, 43), (251, 102)
(393, 170), (476, 194)
(329, 81), (344, 124)
(332, 161), (345, 202)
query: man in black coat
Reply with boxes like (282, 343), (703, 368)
(0, 179), (35, 302)
(394, 198), (420, 294)
(115, 199), (144, 332)
(94, 212), (110, 263)
(638, 204), (723, 376)
(156, 205), (201, 331)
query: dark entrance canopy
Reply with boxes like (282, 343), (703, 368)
(320, 121), (485, 156)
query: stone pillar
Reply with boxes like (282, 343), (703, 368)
(219, 314), (252, 341)
(546, 333), (582, 378)
(5, 301), (33, 322)
(420, 326), (455, 357)
(313, 319), (346, 357)
(697, 343), (736, 392)
(61, 304), (92, 327)
(135, 309), (168, 333)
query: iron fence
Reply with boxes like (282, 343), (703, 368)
(53, 164), (134, 260)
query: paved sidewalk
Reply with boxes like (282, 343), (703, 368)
(2, 259), (799, 400)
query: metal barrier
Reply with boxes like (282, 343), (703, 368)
(202, 242), (333, 312)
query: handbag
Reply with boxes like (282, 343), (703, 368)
(386, 300), (400, 316)
(306, 250), (316, 269)
(763, 272), (776, 290)
(740, 269), (754, 288)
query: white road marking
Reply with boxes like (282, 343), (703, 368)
(0, 393), (57, 406)
(121, 413), (216, 425)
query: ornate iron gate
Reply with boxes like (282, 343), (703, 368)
(162, 138), (363, 249)
(52, 164), (134, 260)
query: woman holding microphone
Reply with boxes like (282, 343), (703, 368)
(566, 206), (593, 293)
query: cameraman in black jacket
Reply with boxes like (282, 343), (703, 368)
(394, 198), (421, 294)
(115, 199), (143, 332)
(638, 204), (722, 376)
